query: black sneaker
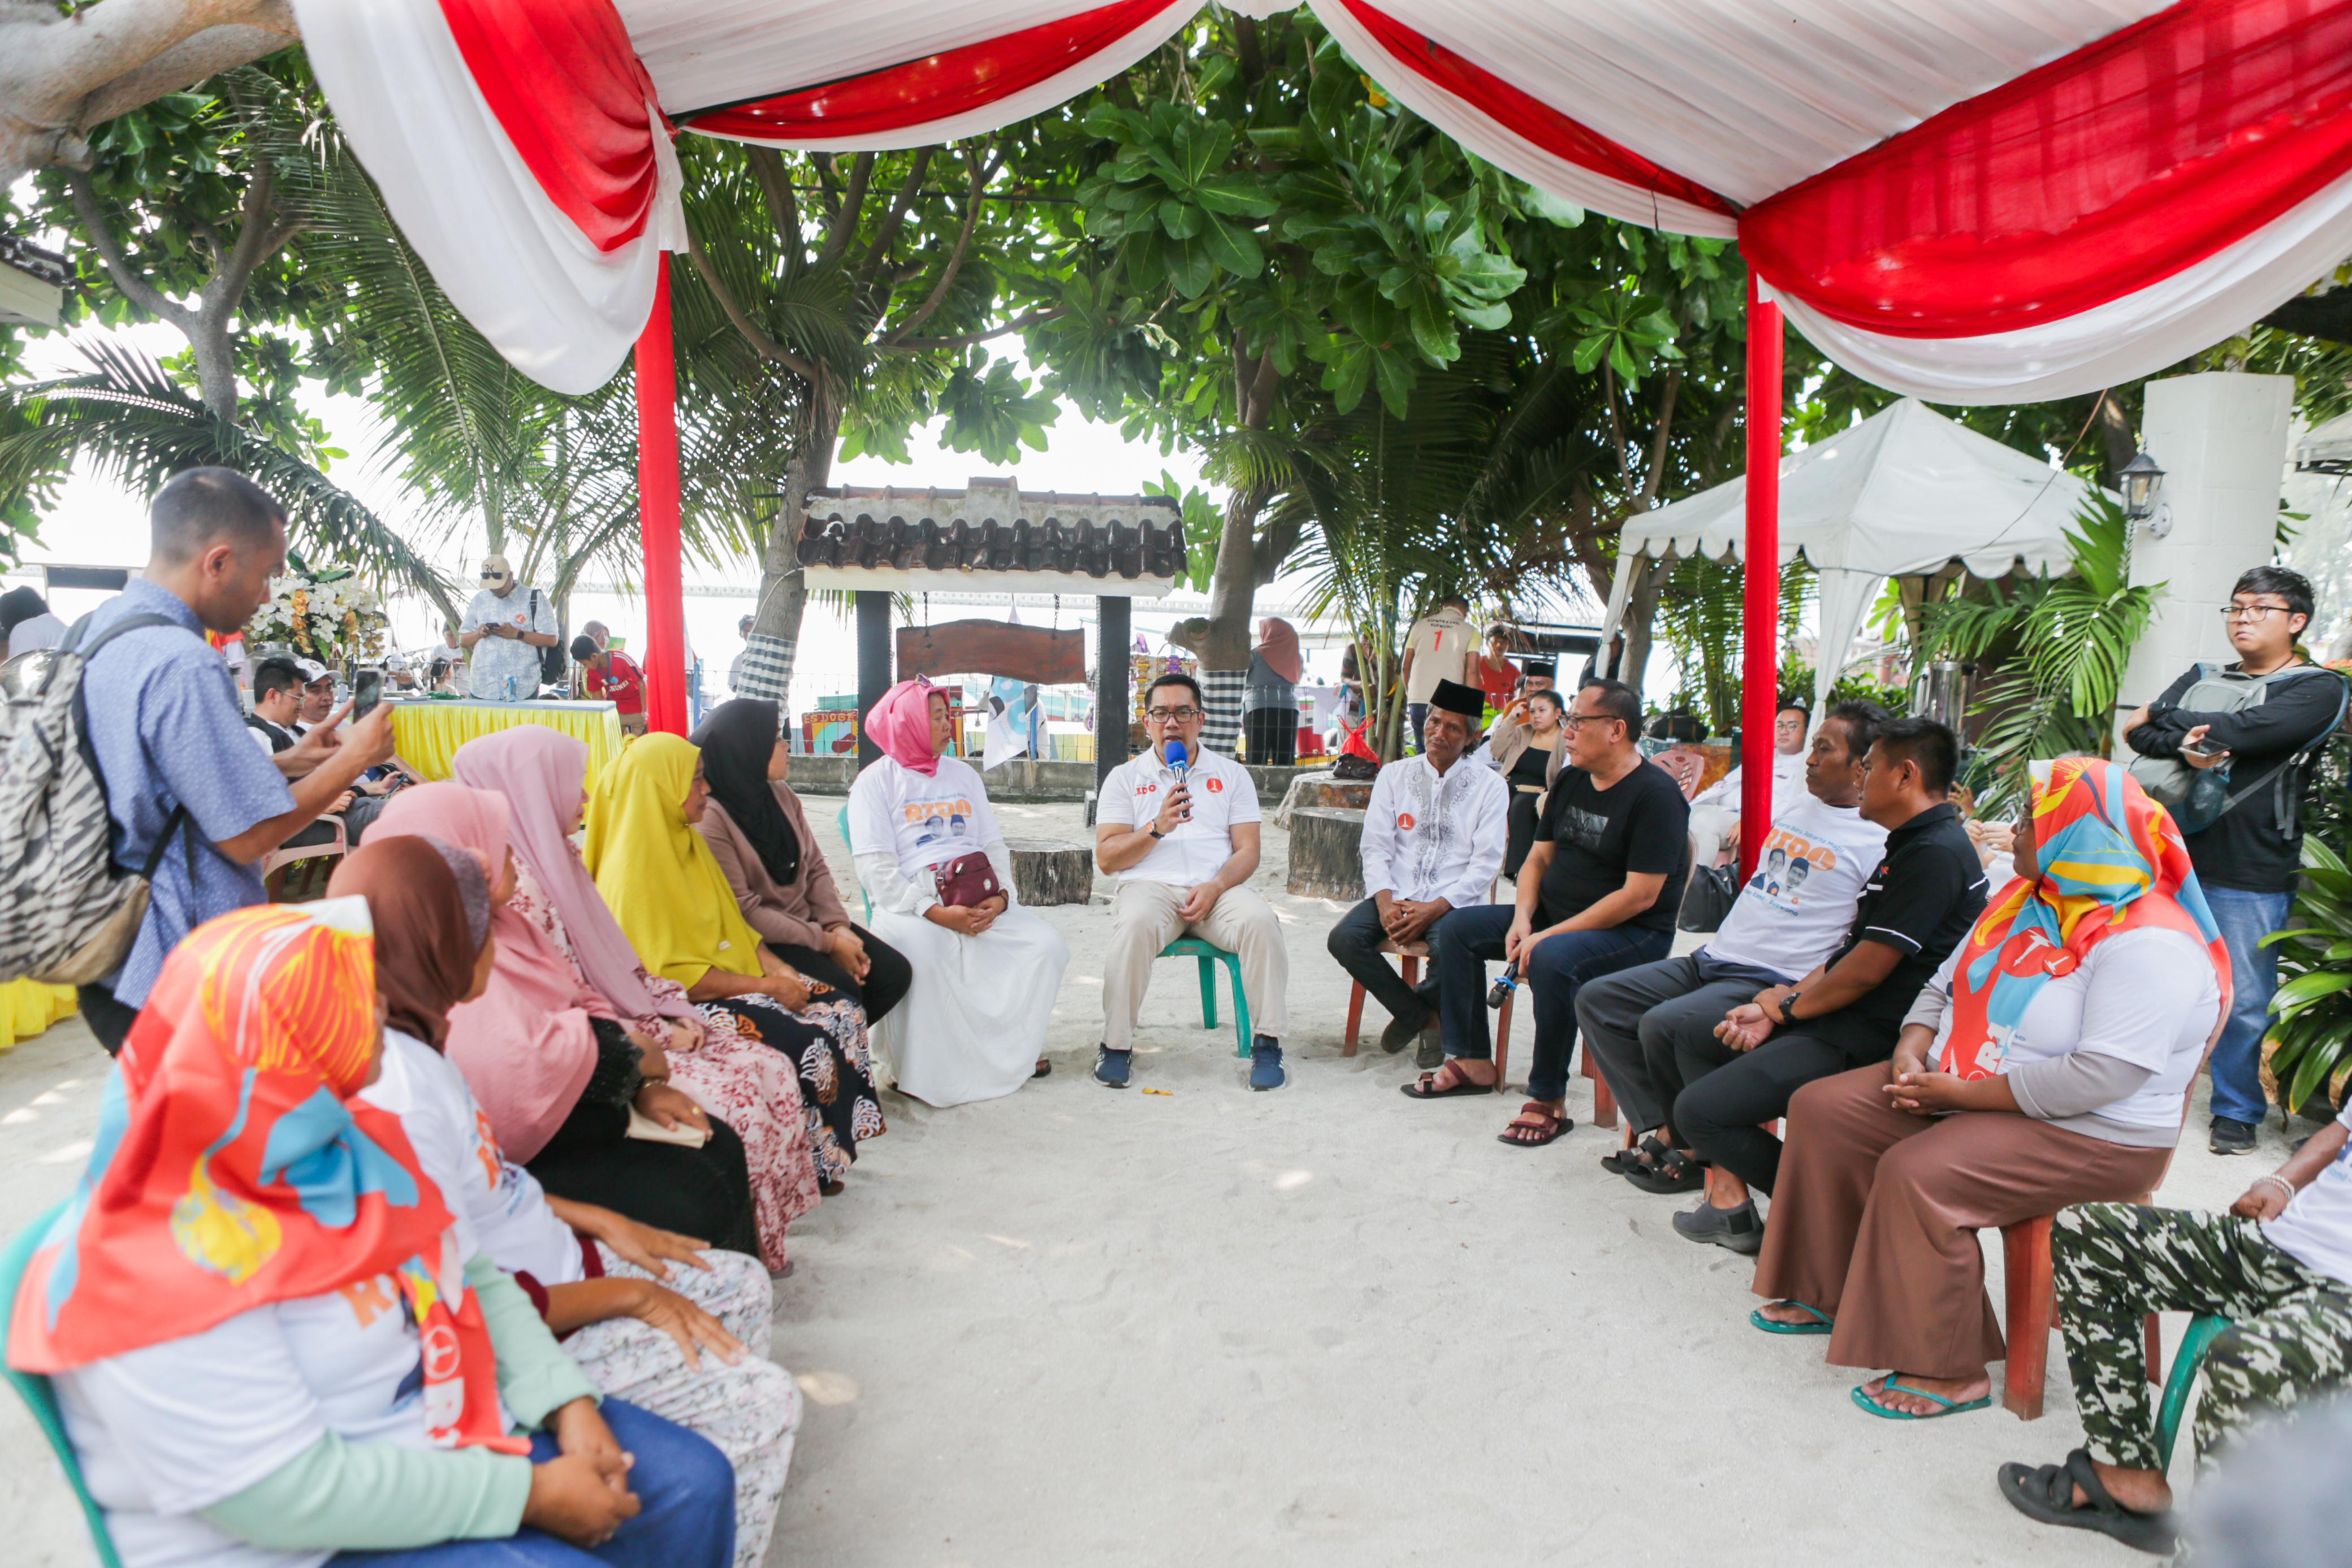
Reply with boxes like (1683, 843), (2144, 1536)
(2209, 1116), (2258, 1156)
(1672, 1198), (1763, 1255)
(1093, 1046), (1132, 1089)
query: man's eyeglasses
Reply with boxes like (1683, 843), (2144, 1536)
(1144, 707), (1202, 721)
(1562, 712), (1619, 729)
(2219, 603), (2293, 622)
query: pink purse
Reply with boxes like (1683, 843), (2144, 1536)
(933, 851), (1001, 908)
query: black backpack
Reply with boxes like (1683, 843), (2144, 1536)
(531, 589), (566, 687)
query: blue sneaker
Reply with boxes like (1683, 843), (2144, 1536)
(1093, 1045), (1132, 1089)
(1249, 1037), (1286, 1091)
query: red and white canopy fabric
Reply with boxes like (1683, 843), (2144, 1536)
(300, 0), (2352, 402)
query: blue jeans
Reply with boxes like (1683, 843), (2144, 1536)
(2206, 886), (2294, 1126)
(330, 1400), (734, 1568)
(1430, 902), (1671, 1100)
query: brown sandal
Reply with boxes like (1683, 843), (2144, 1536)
(1498, 1101), (1574, 1147)
(1399, 1060), (1497, 1099)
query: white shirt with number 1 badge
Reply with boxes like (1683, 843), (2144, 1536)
(1097, 745), (1260, 885)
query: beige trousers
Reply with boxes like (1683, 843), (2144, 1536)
(1104, 879), (1290, 1047)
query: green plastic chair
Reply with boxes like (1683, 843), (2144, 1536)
(2154, 1314), (2233, 1470)
(835, 804), (872, 922)
(2, 1201), (124, 1568)
(1160, 937), (1252, 1058)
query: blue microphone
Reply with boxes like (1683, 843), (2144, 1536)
(1164, 737), (1190, 787)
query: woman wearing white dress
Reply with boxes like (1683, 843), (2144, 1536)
(847, 679), (1070, 1105)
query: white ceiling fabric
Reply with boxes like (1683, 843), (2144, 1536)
(1330, 0), (2168, 210)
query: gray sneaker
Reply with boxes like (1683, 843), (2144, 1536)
(1672, 1198), (1763, 1255)
(2209, 1116), (2258, 1156)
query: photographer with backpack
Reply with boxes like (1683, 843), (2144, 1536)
(2123, 565), (2347, 1155)
(18, 469), (396, 1052)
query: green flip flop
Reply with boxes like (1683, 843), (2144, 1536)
(1851, 1379), (1991, 1420)
(1749, 1301), (1832, 1336)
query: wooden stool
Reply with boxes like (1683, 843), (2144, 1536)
(1343, 939), (1428, 1056)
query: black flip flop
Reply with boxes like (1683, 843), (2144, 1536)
(1625, 1148), (1706, 1194)
(1600, 1135), (1670, 1175)
(1996, 1449), (2176, 1555)
(1399, 1067), (1496, 1099)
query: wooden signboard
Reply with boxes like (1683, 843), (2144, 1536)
(896, 620), (1085, 687)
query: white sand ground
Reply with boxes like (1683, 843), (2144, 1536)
(0, 798), (2288, 1567)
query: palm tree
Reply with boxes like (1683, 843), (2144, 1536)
(0, 337), (453, 612)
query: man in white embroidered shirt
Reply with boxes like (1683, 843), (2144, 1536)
(1329, 679), (1507, 1063)
(1095, 672), (1291, 1091)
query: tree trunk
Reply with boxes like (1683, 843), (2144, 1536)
(0, 0), (295, 186)
(1620, 557), (1665, 700)
(1197, 479), (1269, 756)
(741, 386), (835, 704)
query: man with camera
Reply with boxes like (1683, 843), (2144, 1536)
(2122, 565), (2345, 1155)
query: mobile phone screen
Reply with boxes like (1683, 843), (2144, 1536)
(353, 669), (383, 721)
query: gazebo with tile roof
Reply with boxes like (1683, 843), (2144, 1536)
(800, 477), (1186, 783)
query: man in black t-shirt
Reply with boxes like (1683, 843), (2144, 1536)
(1670, 717), (1987, 1255)
(2122, 565), (2344, 1155)
(1403, 678), (1689, 1149)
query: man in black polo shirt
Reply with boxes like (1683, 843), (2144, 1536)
(1668, 717), (1987, 1254)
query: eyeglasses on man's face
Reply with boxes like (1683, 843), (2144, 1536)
(2219, 601), (2293, 622)
(1145, 707), (1202, 722)
(1562, 711), (1619, 729)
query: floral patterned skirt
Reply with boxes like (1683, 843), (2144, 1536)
(664, 1023), (822, 1272)
(702, 990), (885, 1186)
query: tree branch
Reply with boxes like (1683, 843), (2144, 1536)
(881, 143), (998, 346)
(813, 152), (872, 272)
(685, 230), (818, 382)
(854, 146), (932, 296)
(884, 306), (1065, 353)
(1637, 365), (1681, 509)
(64, 171), (191, 330)
(745, 145), (800, 259)
(206, 161), (296, 311)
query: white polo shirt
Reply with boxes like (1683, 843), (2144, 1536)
(1099, 744), (1261, 886)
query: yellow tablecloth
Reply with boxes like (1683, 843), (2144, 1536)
(1, 978), (77, 1050)
(391, 699), (628, 783)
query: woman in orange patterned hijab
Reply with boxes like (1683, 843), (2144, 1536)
(7, 899), (516, 1453)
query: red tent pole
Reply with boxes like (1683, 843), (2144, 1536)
(1739, 274), (1783, 883)
(635, 253), (688, 737)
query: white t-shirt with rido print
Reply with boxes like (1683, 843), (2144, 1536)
(1701, 792), (1888, 981)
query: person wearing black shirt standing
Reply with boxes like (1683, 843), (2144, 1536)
(2122, 566), (2345, 1155)
(1670, 718), (1987, 1254)
(1403, 678), (1688, 1149)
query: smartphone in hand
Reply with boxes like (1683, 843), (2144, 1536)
(353, 668), (384, 721)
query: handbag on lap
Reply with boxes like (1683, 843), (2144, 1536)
(933, 851), (1001, 908)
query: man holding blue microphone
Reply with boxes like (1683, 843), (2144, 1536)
(1095, 672), (1292, 1090)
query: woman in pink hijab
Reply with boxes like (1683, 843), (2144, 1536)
(375, 776), (821, 1274)
(845, 679), (1070, 1106)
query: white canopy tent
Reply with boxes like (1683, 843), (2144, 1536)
(1597, 399), (2111, 722)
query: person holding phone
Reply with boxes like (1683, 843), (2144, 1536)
(461, 552), (560, 702)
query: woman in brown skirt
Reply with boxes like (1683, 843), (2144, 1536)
(1748, 757), (2230, 1419)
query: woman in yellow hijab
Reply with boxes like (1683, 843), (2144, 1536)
(587, 734), (884, 1189)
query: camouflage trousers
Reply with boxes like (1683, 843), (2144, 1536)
(2053, 1203), (2352, 1472)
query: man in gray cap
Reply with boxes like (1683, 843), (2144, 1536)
(459, 551), (559, 702)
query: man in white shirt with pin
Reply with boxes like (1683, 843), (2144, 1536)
(1329, 678), (1508, 1064)
(1095, 672), (1292, 1091)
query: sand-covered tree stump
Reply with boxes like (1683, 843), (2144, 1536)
(1008, 837), (1093, 906)
(1270, 769), (1374, 828)
(1286, 807), (1365, 901)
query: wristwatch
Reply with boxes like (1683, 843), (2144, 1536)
(1775, 989), (1804, 1024)
(1147, 825), (1165, 839)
